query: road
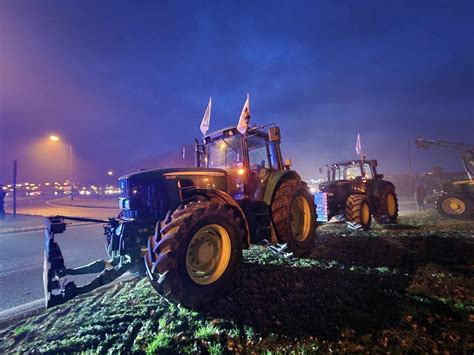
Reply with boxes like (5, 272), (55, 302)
(0, 224), (109, 311)
(1, 197), (121, 312)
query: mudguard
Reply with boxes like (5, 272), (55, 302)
(263, 170), (301, 206)
(372, 180), (396, 199)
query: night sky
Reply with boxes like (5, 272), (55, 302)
(1, 0), (473, 183)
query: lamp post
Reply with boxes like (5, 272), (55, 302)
(49, 135), (74, 199)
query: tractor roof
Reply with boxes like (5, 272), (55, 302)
(204, 126), (268, 142)
(331, 159), (377, 167)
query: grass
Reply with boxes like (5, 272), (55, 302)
(1, 211), (473, 353)
(194, 324), (221, 340)
(146, 331), (172, 354)
(13, 325), (31, 337)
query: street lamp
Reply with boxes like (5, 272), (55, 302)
(107, 171), (113, 176)
(49, 135), (73, 197)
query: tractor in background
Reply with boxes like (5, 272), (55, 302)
(43, 98), (317, 308)
(415, 137), (473, 219)
(316, 159), (398, 230)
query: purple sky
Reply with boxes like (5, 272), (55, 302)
(1, 0), (473, 183)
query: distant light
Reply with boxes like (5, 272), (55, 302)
(107, 171), (113, 176)
(49, 135), (60, 142)
(237, 168), (245, 175)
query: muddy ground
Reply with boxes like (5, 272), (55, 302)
(1, 210), (473, 353)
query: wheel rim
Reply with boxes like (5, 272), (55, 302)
(442, 198), (466, 215)
(290, 196), (312, 241)
(186, 224), (231, 285)
(361, 202), (370, 225)
(386, 193), (396, 217)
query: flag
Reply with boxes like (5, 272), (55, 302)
(237, 93), (250, 134)
(200, 97), (212, 135)
(356, 133), (362, 155)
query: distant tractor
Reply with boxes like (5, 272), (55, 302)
(316, 159), (398, 230)
(415, 138), (474, 219)
(43, 101), (317, 308)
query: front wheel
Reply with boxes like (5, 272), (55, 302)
(144, 201), (244, 307)
(436, 194), (471, 219)
(271, 179), (317, 257)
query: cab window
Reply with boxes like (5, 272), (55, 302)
(363, 163), (373, 179)
(248, 135), (269, 170)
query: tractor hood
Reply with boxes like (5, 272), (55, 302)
(119, 167), (227, 182)
(441, 179), (474, 194)
(118, 168), (228, 220)
(318, 180), (352, 195)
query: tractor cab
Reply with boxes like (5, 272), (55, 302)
(328, 159), (381, 182)
(199, 126), (284, 200)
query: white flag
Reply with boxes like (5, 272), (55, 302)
(236, 93), (250, 134)
(200, 97), (212, 135)
(356, 133), (362, 155)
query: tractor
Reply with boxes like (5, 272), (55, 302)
(315, 159), (398, 230)
(415, 137), (474, 219)
(43, 110), (317, 308)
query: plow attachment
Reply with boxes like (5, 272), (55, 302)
(43, 216), (133, 308)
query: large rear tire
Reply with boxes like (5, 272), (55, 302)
(271, 179), (317, 257)
(144, 201), (243, 307)
(345, 194), (372, 230)
(436, 194), (471, 219)
(374, 186), (399, 224)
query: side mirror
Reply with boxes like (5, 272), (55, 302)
(268, 126), (281, 142)
(284, 158), (292, 170)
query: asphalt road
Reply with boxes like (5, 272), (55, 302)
(0, 224), (109, 312)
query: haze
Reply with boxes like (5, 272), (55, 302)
(1, 0), (473, 183)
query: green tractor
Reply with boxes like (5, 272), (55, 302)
(415, 137), (474, 219)
(43, 102), (317, 308)
(316, 159), (398, 230)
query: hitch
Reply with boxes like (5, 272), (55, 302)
(43, 216), (132, 308)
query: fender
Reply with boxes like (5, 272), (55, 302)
(189, 188), (251, 248)
(372, 180), (395, 198)
(263, 170), (301, 206)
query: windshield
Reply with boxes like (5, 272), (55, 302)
(206, 135), (242, 169)
(333, 163), (362, 180)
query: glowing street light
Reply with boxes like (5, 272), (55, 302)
(48, 134), (73, 197)
(107, 171), (114, 176)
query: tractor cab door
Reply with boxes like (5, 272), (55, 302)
(360, 161), (375, 193)
(245, 134), (272, 200)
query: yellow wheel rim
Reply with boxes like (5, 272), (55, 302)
(186, 224), (231, 285)
(290, 196), (312, 241)
(386, 193), (396, 217)
(442, 198), (466, 215)
(361, 203), (370, 225)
